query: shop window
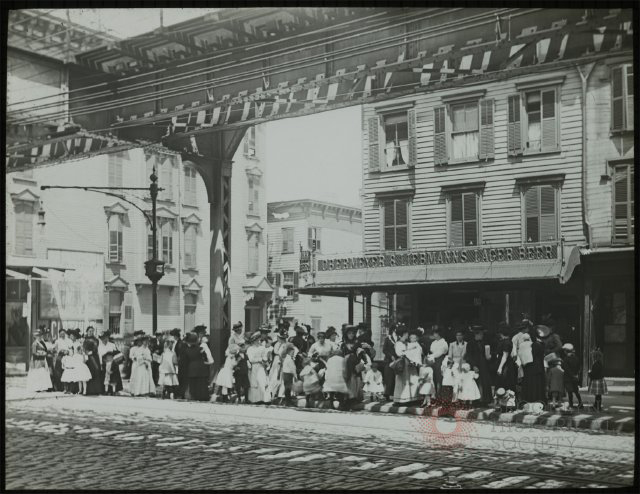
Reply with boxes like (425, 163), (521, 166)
(184, 224), (198, 269)
(448, 192), (479, 247)
(611, 64), (634, 132)
(434, 98), (494, 165)
(612, 163), (634, 243)
(108, 214), (123, 263)
(282, 227), (294, 253)
(184, 167), (197, 206)
(243, 126), (256, 157)
(14, 201), (35, 256)
(248, 233), (259, 275)
(523, 184), (558, 242)
(108, 153), (124, 187)
(508, 87), (559, 155)
(368, 107), (417, 172)
(308, 227), (321, 252)
(382, 198), (410, 251)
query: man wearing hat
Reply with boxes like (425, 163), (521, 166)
(181, 332), (210, 401)
(169, 328), (187, 398)
(465, 325), (492, 405)
(97, 330), (123, 395)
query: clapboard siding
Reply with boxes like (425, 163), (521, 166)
(361, 70), (587, 251)
(584, 59), (635, 247)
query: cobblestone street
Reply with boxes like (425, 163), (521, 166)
(5, 396), (635, 490)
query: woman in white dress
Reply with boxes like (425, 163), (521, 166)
(268, 329), (288, 399)
(129, 335), (155, 396)
(214, 344), (238, 402)
(392, 327), (420, 405)
(247, 332), (271, 404)
(27, 329), (53, 392)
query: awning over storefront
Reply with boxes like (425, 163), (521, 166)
(299, 244), (581, 296)
(6, 268), (30, 280)
(6, 255), (76, 272)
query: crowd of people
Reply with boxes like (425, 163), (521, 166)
(25, 315), (608, 412)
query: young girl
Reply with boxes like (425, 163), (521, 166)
(60, 348), (77, 394)
(362, 362), (385, 401)
(73, 345), (93, 395)
(456, 363), (480, 406)
(405, 331), (423, 369)
(440, 357), (459, 403)
(159, 340), (179, 399)
(214, 344), (238, 402)
(546, 358), (565, 408)
(281, 343), (298, 405)
(588, 349), (607, 412)
(417, 363), (435, 408)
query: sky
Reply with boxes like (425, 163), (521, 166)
(28, 8), (364, 209)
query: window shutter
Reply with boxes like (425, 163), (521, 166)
(368, 116), (381, 173)
(626, 65), (634, 131)
(478, 99), (495, 160)
(539, 185), (557, 241)
(161, 160), (172, 199)
(611, 66), (625, 131)
(433, 106), (448, 165)
(463, 193), (478, 246)
(541, 90), (558, 151)
(508, 94), (523, 156)
(524, 187), (540, 242)
(275, 272), (282, 287)
(267, 272), (274, 284)
(450, 194), (463, 247)
(293, 272), (299, 301)
(407, 108), (417, 167)
(103, 291), (110, 332)
(316, 228), (321, 251)
(243, 130), (249, 155)
(123, 291), (134, 335)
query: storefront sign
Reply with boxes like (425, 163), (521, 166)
(300, 250), (311, 273)
(317, 244), (558, 271)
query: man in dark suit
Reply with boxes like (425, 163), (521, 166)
(171, 328), (187, 399)
(465, 325), (492, 405)
(182, 332), (210, 401)
(382, 324), (398, 401)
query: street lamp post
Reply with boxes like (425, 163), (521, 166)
(41, 168), (165, 334)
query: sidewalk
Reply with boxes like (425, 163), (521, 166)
(7, 376), (634, 434)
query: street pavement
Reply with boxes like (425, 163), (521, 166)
(5, 394), (635, 490)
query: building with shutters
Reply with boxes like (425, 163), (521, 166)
(266, 200), (369, 337)
(300, 56), (635, 379)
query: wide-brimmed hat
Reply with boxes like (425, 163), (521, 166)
(133, 330), (145, 337)
(185, 332), (199, 345)
(325, 327), (337, 338)
(193, 324), (208, 335)
(562, 343), (574, 352)
(316, 331), (326, 338)
(495, 387), (506, 398)
(33, 329), (42, 337)
(295, 325), (308, 334)
(259, 324), (271, 334)
(98, 329), (111, 339)
(247, 332), (262, 344)
(536, 325), (551, 338)
(170, 328), (181, 337)
(232, 321), (243, 331)
(471, 325), (484, 333)
(342, 325), (357, 336)
(276, 328), (288, 339)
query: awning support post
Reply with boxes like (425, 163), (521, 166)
(348, 290), (354, 325)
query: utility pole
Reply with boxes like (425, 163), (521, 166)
(41, 168), (165, 334)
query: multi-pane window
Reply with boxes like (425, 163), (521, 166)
(184, 293), (197, 333)
(248, 233), (259, 274)
(508, 88), (558, 155)
(611, 64), (634, 132)
(184, 224), (197, 269)
(248, 176), (260, 214)
(108, 153), (124, 187)
(161, 220), (173, 265)
(282, 270), (299, 299)
(108, 214), (123, 263)
(147, 233), (155, 261)
(184, 167), (197, 205)
(384, 112), (409, 167)
(449, 192), (479, 247)
(308, 227), (321, 251)
(382, 198), (409, 251)
(14, 202), (34, 256)
(523, 185), (558, 243)
(282, 227), (294, 253)
(311, 317), (322, 332)
(244, 126), (256, 157)
(159, 158), (173, 201)
(612, 163), (634, 243)
(108, 290), (123, 334)
(434, 99), (494, 165)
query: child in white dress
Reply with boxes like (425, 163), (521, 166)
(159, 340), (179, 399)
(440, 356), (460, 403)
(214, 344), (238, 402)
(73, 345), (92, 395)
(362, 362), (385, 401)
(457, 363), (481, 405)
(405, 332), (423, 369)
(60, 348), (80, 394)
(418, 363), (435, 407)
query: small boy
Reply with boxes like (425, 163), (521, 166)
(495, 387), (517, 412)
(546, 358), (565, 408)
(234, 343), (250, 403)
(281, 343), (297, 405)
(102, 351), (118, 396)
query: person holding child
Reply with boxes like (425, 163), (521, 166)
(300, 356), (324, 407)
(393, 326), (420, 405)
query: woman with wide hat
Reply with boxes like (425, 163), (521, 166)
(82, 328), (103, 396)
(247, 331), (272, 404)
(392, 325), (420, 406)
(26, 328), (53, 392)
(129, 333), (155, 397)
(228, 321), (245, 349)
(268, 328), (288, 399)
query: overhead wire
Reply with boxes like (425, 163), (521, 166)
(9, 7), (521, 125)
